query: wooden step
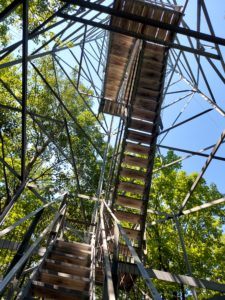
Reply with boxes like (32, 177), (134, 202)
(129, 119), (153, 133)
(44, 259), (90, 278)
(138, 78), (161, 90)
(127, 130), (152, 144)
(54, 244), (91, 257)
(114, 211), (141, 224)
(123, 154), (148, 168)
(132, 108), (156, 122)
(122, 227), (141, 241)
(49, 251), (90, 267)
(120, 167), (146, 181)
(118, 182), (144, 194)
(56, 240), (91, 251)
(39, 270), (89, 292)
(140, 68), (162, 79)
(136, 87), (160, 98)
(108, 242), (139, 257)
(31, 281), (88, 300)
(142, 59), (164, 70)
(125, 142), (149, 156)
(133, 98), (157, 111)
(116, 195), (142, 210)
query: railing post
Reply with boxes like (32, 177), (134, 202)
(4, 208), (44, 279)
(111, 222), (119, 298)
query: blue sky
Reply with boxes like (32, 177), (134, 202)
(157, 0), (225, 194)
(6, 0), (224, 194)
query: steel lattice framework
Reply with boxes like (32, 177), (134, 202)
(0, 0), (225, 299)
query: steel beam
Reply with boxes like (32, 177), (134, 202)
(61, 0), (225, 46)
(57, 13), (220, 60)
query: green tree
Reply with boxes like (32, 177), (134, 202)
(146, 151), (225, 299)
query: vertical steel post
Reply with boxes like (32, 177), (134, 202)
(174, 217), (198, 299)
(21, 0), (28, 182)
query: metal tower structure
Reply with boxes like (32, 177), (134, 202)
(0, 0), (225, 299)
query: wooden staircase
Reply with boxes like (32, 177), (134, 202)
(113, 42), (167, 253)
(28, 240), (91, 299)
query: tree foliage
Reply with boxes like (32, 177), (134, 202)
(146, 151), (225, 299)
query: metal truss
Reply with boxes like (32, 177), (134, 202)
(0, 0), (225, 299)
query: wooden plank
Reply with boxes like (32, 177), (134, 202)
(44, 259), (90, 278)
(133, 98), (157, 111)
(39, 271), (89, 292)
(125, 142), (149, 156)
(133, 98), (158, 111)
(49, 251), (90, 267)
(114, 211), (141, 224)
(132, 107), (156, 122)
(138, 77), (161, 90)
(123, 154), (148, 168)
(127, 130), (152, 144)
(136, 87), (160, 98)
(31, 281), (88, 300)
(116, 195), (142, 210)
(120, 167), (146, 181)
(56, 240), (91, 251)
(122, 227), (141, 241)
(54, 245), (91, 257)
(118, 182), (144, 194)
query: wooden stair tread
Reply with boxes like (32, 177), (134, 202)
(114, 210), (142, 224)
(132, 108), (156, 122)
(49, 251), (90, 266)
(108, 242), (139, 256)
(136, 87), (160, 98)
(120, 167), (146, 181)
(31, 281), (88, 300)
(125, 142), (149, 156)
(56, 240), (91, 251)
(122, 227), (141, 241)
(123, 154), (148, 168)
(116, 195), (142, 210)
(54, 244), (91, 257)
(118, 182), (144, 194)
(39, 270), (89, 292)
(129, 119), (154, 132)
(127, 130), (152, 144)
(44, 259), (90, 278)
(133, 98), (158, 111)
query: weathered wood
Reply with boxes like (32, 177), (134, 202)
(44, 259), (90, 278)
(39, 271), (90, 292)
(55, 241), (91, 256)
(56, 240), (91, 250)
(132, 107), (156, 122)
(118, 182), (144, 194)
(123, 154), (148, 168)
(133, 101), (157, 112)
(125, 142), (149, 156)
(127, 130), (152, 144)
(53, 245), (91, 257)
(120, 167), (146, 181)
(122, 227), (141, 241)
(114, 210), (141, 224)
(116, 195), (142, 210)
(49, 251), (90, 267)
(130, 118), (154, 132)
(31, 281), (88, 300)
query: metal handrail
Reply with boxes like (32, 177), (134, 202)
(0, 199), (60, 238)
(0, 198), (67, 294)
(100, 203), (116, 300)
(102, 199), (162, 300)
